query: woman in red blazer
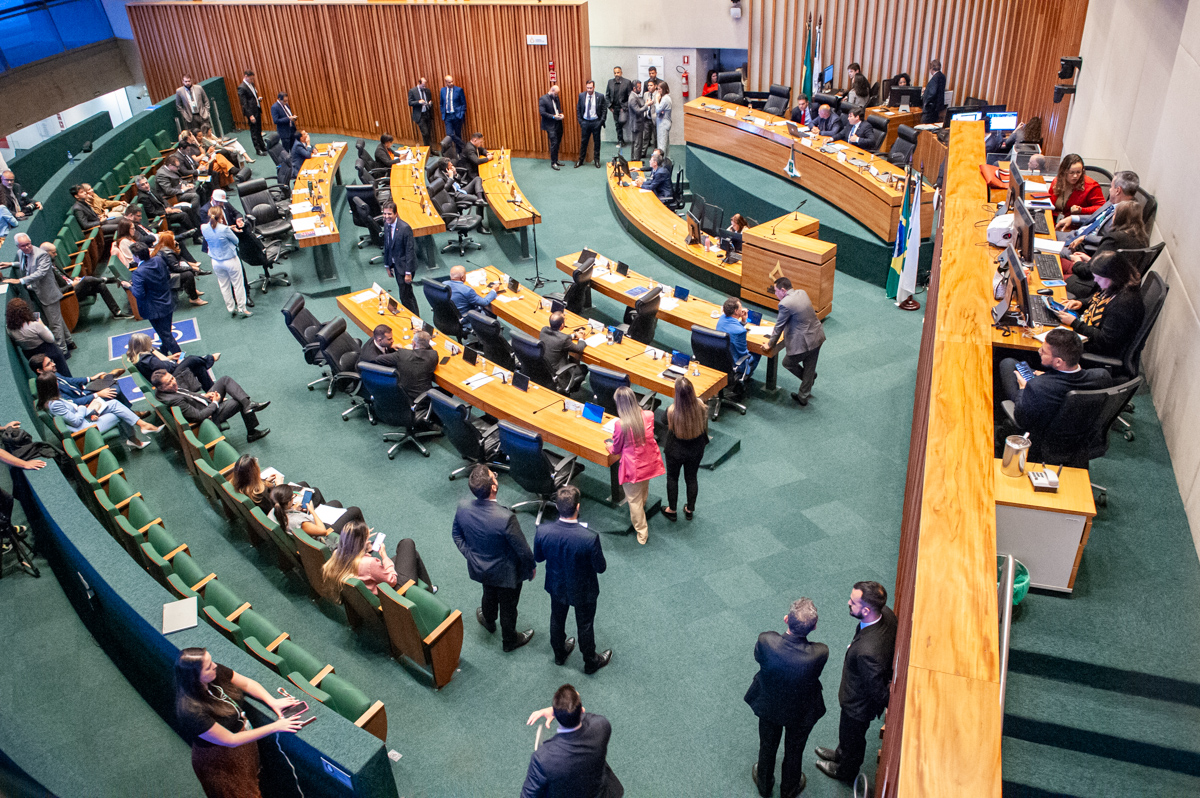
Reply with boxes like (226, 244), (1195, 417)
(1049, 153), (1105, 220)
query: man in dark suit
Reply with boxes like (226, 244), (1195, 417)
(440, 75), (467, 153)
(539, 311), (586, 391)
(155, 156), (202, 213)
(290, 130), (314, 178)
(271, 92), (298, 152)
(151, 369), (270, 442)
(452, 464), (536, 652)
(605, 67), (633, 148)
(811, 103), (846, 140)
(408, 77), (434, 147)
(522, 685), (624, 798)
(1, 234), (70, 350)
(539, 85), (566, 170)
(845, 107), (878, 152)
(136, 175), (202, 240)
(199, 188), (242, 229)
(815, 581), (898, 784)
(460, 132), (491, 181)
(375, 134), (401, 168)
(921, 59), (947, 124)
(119, 243), (180, 355)
(357, 326), (438, 403)
(534, 486), (613, 674)
(998, 328), (1111, 443)
(790, 95), (813, 126)
(633, 151), (673, 204)
(576, 80), (608, 168)
(70, 184), (118, 236)
(237, 70), (267, 156)
(380, 202), (419, 315)
(174, 76), (210, 133)
(0, 170), (41, 218)
(746, 598), (829, 798)
(767, 277), (826, 406)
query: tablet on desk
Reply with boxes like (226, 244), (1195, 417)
(511, 371), (530, 392)
(581, 402), (605, 424)
(615, 261), (630, 277)
(673, 286), (690, 302)
(746, 309), (763, 326)
(463, 346), (481, 366)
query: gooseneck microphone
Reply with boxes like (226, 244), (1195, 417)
(770, 199), (809, 236)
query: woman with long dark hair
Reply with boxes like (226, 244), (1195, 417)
(175, 647), (303, 798)
(605, 386), (665, 544)
(701, 70), (720, 98)
(152, 231), (207, 306)
(320, 519), (436, 600)
(1056, 250), (1145, 357)
(662, 376), (709, 522)
(230, 454), (326, 516)
(6, 297), (70, 375)
(36, 372), (161, 449)
(269, 483), (364, 546)
(1049, 154), (1105, 221)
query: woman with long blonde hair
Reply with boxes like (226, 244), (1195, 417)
(125, 330), (219, 391)
(605, 386), (665, 544)
(321, 519), (435, 601)
(663, 376), (709, 521)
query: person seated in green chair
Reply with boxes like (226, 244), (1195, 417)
(35, 372), (162, 450)
(320, 519), (436, 600)
(268, 483), (364, 549)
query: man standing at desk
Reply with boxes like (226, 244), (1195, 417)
(447, 265), (495, 327)
(921, 59), (947, 124)
(539, 84), (565, 171)
(767, 278), (825, 406)
(381, 202), (419, 316)
(1, 234), (70, 352)
(441, 75), (467, 154)
(577, 80), (608, 169)
(237, 70), (267, 157)
(271, 92), (298, 153)
(408, 77), (434, 148)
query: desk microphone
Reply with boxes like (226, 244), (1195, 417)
(625, 349), (652, 361)
(770, 200), (808, 236)
(532, 398), (564, 414)
(506, 199), (522, 203)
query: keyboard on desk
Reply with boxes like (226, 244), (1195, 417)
(1035, 252), (1063, 281)
(1029, 297), (1060, 327)
(1031, 211), (1050, 236)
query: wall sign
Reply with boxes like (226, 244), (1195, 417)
(526, 34), (547, 45)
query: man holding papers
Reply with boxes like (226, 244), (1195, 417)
(152, 369), (271, 442)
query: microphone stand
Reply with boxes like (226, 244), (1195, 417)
(508, 197), (545, 288)
(770, 199), (808, 237)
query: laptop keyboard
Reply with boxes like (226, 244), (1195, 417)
(1035, 252), (1063, 281)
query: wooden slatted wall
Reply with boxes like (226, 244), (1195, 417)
(128, 1), (590, 158)
(747, 0), (1088, 154)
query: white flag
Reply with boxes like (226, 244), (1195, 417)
(898, 175), (922, 304)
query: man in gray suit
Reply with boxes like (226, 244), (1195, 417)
(175, 76), (210, 132)
(767, 277), (825, 406)
(540, 311), (586, 390)
(2, 234), (70, 351)
(452, 465), (537, 652)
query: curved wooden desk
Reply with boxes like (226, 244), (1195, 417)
(606, 163), (837, 315)
(864, 105), (922, 151)
(458, 266), (727, 401)
(478, 149), (540, 258)
(684, 98), (934, 243)
(389, 146), (445, 268)
(290, 141), (347, 282)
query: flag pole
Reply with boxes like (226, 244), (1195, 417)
(898, 163), (923, 310)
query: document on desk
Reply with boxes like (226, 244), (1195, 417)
(292, 216), (318, 232)
(585, 333), (608, 347)
(290, 201), (313, 214)
(602, 419), (618, 435)
(598, 272), (626, 284)
(659, 297), (679, 311)
(463, 372), (494, 389)
(260, 467), (285, 483)
(747, 324), (775, 336)
(1033, 238), (1064, 254)
(1034, 327), (1087, 343)
(827, 142), (849, 151)
(314, 505), (347, 526)
(465, 269), (488, 287)
(351, 288), (379, 303)
(312, 226), (331, 237)
(496, 295), (522, 303)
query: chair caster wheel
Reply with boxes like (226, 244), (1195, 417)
(1096, 493), (1108, 507)
(388, 453), (396, 460)
(307, 385), (315, 391)
(739, 408), (747, 415)
(343, 416), (349, 421)
(1123, 431), (1134, 441)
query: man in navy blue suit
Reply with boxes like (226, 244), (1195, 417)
(522, 684), (624, 798)
(380, 202), (419, 315)
(633, 151), (673, 204)
(440, 75), (467, 153)
(271, 92), (298, 152)
(534, 486), (613, 674)
(452, 464), (536, 652)
(745, 598), (829, 798)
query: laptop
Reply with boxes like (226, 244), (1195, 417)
(550, 299), (566, 314)
(581, 402), (604, 423)
(663, 350), (690, 378)
(508, 276), (520, 293)
(786, 121), (805, 138)
(673, 286), (690, 302)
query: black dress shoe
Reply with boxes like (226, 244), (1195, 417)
(248, 401), (270, 413)
(503, 629), (535, 652)
(594, 159), (601, 168)
(791, 391), (809, 406)
(815, 760), (853, 783)
(584, 649), (612, 674)
(554, 637), (576, 665)
(574, 161), (584, 168)
(246, 427), (271, 443)
(196, 269), (212, 276)
(66, 341), (77, 350)
(550, 163), (560, 171)
(114, 311), (135, 320)
(246, 297), (255, 308)
(476, 607), (496, 633)
(751, 763), (771, 797)
(814, 747), (838, 762)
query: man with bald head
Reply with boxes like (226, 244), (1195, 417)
(1, 233), (70, 350)
(447, 264), (496, 329)
(441, 75), (468, 153)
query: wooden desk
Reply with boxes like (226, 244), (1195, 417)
(864, 105), (922, 151)
(554, 250), (782, 390)
(458, 266), (728, 401)
(993, 459), (1097, 592)
(990, 209), (1070, 352)
(684, 97), (934, 242)
(607, 162), (837, 314)
(388, 147), (445, 268)
(478, 149), (540, 259)
(290, 142), (347, 282)
(337, 287), (626, 502)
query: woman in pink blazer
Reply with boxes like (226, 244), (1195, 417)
(605, 386), (665, 544)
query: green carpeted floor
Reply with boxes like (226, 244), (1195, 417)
(2, 130), (1197, 797)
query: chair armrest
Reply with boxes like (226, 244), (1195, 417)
(637, 391), (657, 410)
(163, 542), (188, 560)
(289, 676), (331, 704)
(218, 463), (235, 477)
(137, 518), (164, 534)
(190, 573), (217, 592)
(80, 445), (110, 464)
(96, 468), (125, 486)
(423, 610), (463, 647)
(1000, 400), (1018, 427)
(227, 602), (251, 622)
(265, 632), (289, 652)
(1080, 352), (1122, 370)
(393, 579), (417, 597)
(113, 492), (143, 512)
(310, 664), (335, 685)
(552, 454), (579, 477)
(355, 700), (388, 741)
(203, 436), (226, 452)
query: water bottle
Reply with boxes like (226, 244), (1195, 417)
(66, 150), (74, 163)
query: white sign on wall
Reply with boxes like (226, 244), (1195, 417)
(526, 34), (548, 46)
(637, 55), (665, 84)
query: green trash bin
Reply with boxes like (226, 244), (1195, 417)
(998, 556), (1030, 606)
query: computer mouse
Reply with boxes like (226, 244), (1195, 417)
(1037, 288), (1053, 296)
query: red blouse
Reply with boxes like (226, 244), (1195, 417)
(1048, 175), (1105, 219)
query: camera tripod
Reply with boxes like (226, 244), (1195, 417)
(0, 523), (40, 579)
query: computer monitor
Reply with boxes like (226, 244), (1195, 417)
(612, 154), (630, 179)
(1012, 198), (1035, 265)
(986, 111), (1019, 132)
(981, 104), (1007, 115)
(1005, 162), (1026, 217)
(948, 107), (983, 122)
(821, 65), (834, 86)
(1006, 245), (1032, 325)
(888, 86), (921, 108)
(686, 211), (702, 244)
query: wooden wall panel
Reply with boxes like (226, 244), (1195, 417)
(747, 0), (1087, 154)
(127, 1), (591, 158)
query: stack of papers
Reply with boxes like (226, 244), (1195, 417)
(352, 289), (379, 303)
(260, 467), (285, 483)
(598, 272), (626, 284)
(747, 324), (775, 336)
(464, 372), (494, 389)
(290, 201), (313, 214)
(465, 269), (488, 287)
(659, 298), (679, 311)
(828, 142), (849, 151)
(1034, 239), (1064, 254)
(496, 295), (522, 303)
(313, 226), (332, 237)
(602, 419), (618, 435)
(314, 505), (347, 525)
(644, 346), (664, 359)
(585, 333), (608, 347)
(292, 217), (318, 232)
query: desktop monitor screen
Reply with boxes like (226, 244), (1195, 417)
(686, 211), (702, 243)
(1006, 162), (1026, 217)
(615, 261), (630, 276)
(987, 111), (1019, 132)
(1004, 245), (1032, 325)
(949, 109), (983, 122)
(511, 371), (530, 392)
(888, 86), (921, 108)
(822, 65), (834, 85)
(1012, 198), (1035, 264)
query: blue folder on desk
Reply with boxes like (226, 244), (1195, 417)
(626, 286), (649, 298)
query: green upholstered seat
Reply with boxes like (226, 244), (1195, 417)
(379, 583), (464, 689)
(273, 640), (328, 685)
(209, 440), (240, 475)
(317, 675), (387, 741)
(138, 522), (183, 581)
(166, 553), (215, 600)
(340, 577), (382, 633)
(293, 528), (331, 596)
(192, 459), (227, 516)
(251, 506), (299, 570)
(154, 130), (173, 151)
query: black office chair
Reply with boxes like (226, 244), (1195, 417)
(869, 80), (881, 105)
(619, 286), (662, 345)
(497, 421), (584, 524)
(1115, 244), (1164, 279)
(421, 279), (467, 341)
(237, 177), (289, 219)
(357, 363), (441, 459)
(349, 197), (384, 264)
(963, 96), (987, 108)
(355, 139), (387, 180)
(281, 293), (332, 391)
(717, 71), (747, 106)
(233, 166), (253, 184)
(355, 158), (392, 205)
(439, 136), (460, 167)
(427, 389), (509, 480)
(249, 203), (294, 251)
(1134, 187), (1158, 229)
(812, 92), (840, 111)
(428, 177), (483, 255)
(888, 125), (919, 166)
(266, 133), (287, 168)
(689, 193), (707, 227)
(838, 100), (855, 116)
(509, 329), (587, 394)
(465, 311), (516, 371)
(587, 365), (654, 416)
(866, 115), (890, 153)
(545, 258), (594, 315)
(236, 216), (290, 293)
(1084, 164), (1113, 200)
(691, 325), (749, 420)
(315, 318), (364, 402)
(666, 166), (686, 211)
(701, 203), (724, 237)
(762, 84), (791, 117)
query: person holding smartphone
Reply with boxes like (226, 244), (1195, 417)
(230, 455), (326, 517)
(320, 519), (436, 599)
(175, 647), (305, 797)
(268, 483), (363, 546)
(605, 387), (665, 545)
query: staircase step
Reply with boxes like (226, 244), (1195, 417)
(1003, 737), (1200, 798)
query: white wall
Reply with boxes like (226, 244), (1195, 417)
(587, 0), (746, 49)
(1064, 0), (1200, 558)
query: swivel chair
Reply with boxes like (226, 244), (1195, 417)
(356, 362), (441, 459)
(762, 84), (792, 117)
(690, 325), (750, 419)
(545, 258), (594, 315)
(349, 196), (384, 264)
(497, 421), (584, 524)
(866, 115), (890, 153)
(237, 214), (290, 293)
(509, 329), (587, 394)
(281, 293), (332, 391)
(427, 389), (509, 480)
(717, 71), (747, 105)
(887, 125), (919, 166)
(315, 318), (364, 406)
(620, 286), (662, 345)
(428, 177), (483, 255)
(421, 279), (467, 341)
(465, 311), (516, 371)
(587, 365), (655, 416)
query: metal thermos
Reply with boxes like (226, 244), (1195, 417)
(1001, 435), (1032, 478)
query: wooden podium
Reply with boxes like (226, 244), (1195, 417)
(741, 214), (837, 318)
